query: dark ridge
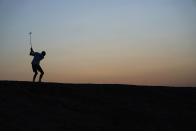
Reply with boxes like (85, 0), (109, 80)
(0, 81), (196, 131)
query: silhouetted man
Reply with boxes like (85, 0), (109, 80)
(30, 47), (46, 82)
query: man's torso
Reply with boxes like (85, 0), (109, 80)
(32, 52), (44, 65)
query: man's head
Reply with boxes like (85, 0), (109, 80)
(41, 51), (46, 56)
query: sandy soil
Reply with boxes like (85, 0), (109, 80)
(0, 81), (195, 131)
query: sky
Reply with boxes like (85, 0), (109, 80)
(0, 0), (196, 86)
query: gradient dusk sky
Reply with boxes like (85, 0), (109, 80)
(0, 0), (196, 86)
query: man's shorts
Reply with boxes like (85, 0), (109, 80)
(32, 64), (43, 73)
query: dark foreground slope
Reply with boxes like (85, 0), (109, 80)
(0, 81), (196, 131)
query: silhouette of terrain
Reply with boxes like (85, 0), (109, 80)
(0, 81), (195, 131)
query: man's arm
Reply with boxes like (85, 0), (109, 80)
(30, 48), (35, 56)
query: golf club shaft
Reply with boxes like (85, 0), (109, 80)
(29, 32), (32, 48)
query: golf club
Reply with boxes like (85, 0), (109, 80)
(29, 32), (32, 48)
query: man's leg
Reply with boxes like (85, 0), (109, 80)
(37, 65), (44, 82)
(33, 72), (38, 82)
(32, 64), (38, 82)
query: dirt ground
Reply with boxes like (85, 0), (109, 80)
(0, 81), (195, 131)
